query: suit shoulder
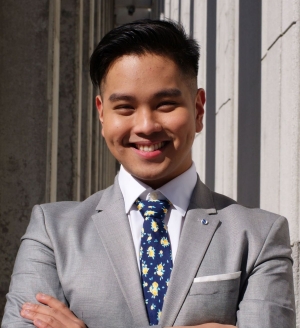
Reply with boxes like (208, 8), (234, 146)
(212, 191), (283, 219)
(23, 185), (115, 243)
(211, 191), (288, 233)
(211, 191), (237, 210)
(34, 184), (114, 222)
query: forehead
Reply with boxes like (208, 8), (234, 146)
(101, 54), (190, 96)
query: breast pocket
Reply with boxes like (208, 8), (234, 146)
(190, 274), (240, 296)
(175, 274), (241, 326)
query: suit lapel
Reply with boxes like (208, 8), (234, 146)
(91, 181), (148, 327)
(160, 178), (220, 327)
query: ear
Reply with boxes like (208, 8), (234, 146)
(195, 88), (206, 133)
(96, 95), (105, 137)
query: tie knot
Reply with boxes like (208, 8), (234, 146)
(135, 198), (171, 220)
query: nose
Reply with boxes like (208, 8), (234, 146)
(132, 108), (162, 136)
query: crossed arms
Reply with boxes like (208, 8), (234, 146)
(2, 203), (296, 327)
(20, 294), (235, 328)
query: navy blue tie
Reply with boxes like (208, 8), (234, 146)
(135, 197), (172, 325)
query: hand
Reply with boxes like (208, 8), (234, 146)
(197, 325), (235, 328)
(20, 293), (86, 328)
(166, 324), (236, 328)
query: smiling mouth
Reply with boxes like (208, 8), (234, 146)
(134, 142), (166, 152)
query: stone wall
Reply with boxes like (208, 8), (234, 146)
(0, 0), (116, 319)
(165, 0), (300, 325)
(261, 0), (300, 325)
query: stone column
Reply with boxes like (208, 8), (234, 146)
(0, 0), (117, 318)
(261, 1), (300, 323)
(215, 0), (239, 200)
(170, 0), (180, 21)
(0, 0), (50, 317)
(204, 0), (217, 190)
(180, 0), (191, 33)
(164, 0), (171, 19)
(236, 0), (261, 207)
(191, 0), (207, 182)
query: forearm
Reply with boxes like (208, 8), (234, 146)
(236, 217), (295, 327)
(2, 206), (66, 327)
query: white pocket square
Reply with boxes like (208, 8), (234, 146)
(193, 271), (241, 283)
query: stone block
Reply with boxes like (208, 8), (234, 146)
(57, 0), (78, 201)
(261, 0), (269, 58)
(170, 0), (179, 21)
(192, 0), (207, 179)
(192, 133), (206, 180)
(180, 0), (190, 34)
(193, 0), (207, 88)
(279, 24), (300, 244)
(265, 0), (282, 49)
(292, 243), (299, 328)
(260, 41), (281, 214)
(215, 107), (225, 194)
(215, 0), (238, 199)
(164, 0), (171, 18)
(282, 0), (300, 33)
(0, 0), (50, 318)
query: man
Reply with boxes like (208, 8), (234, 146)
(2, 20), (295, 328)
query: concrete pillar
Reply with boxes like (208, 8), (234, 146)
(73, 0), (84, 201)
(205, 0), (217, 191)
(46, 0), (61, 203)
(191, 0), (207, 182)
(215, 0), (239, 200)
(164, 0), (171, 19)
(261, 0), (282, 217)
(236, 0), (261, 208)
(85, 0), (95, 197)
(80, 0), (91, 200)
(180, 0), (190, 34)
(0, 0), (50, 317)
(170, 0), (180, 21)
(261, 0), (300, 241)
(92, 0), (102, 194)
(56, 0), (78, 202)
(98, 0), (117, 190)
(261, 1), (300, 323)
(0, 0), (117, 319)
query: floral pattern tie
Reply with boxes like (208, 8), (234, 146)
(135, 197), (172, 325)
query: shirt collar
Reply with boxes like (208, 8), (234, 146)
(118, 163), (197, 216)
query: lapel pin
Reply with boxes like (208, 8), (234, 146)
(201, 219), (208, 225)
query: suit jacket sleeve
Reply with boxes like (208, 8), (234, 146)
(2, 205), (67, 328)
(236, 216), (296, 328)
(2, 205), (160, 328)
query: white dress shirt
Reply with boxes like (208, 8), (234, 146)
(118, 163), (197, 271)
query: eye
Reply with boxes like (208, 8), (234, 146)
(157, 101), (177, 111)
(113, 104), (135, 115)
(114, 104), (134, 110)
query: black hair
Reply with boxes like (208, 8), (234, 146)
(90, 19), (200, 88)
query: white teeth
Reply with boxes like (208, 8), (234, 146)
(137, 142), (165, 152)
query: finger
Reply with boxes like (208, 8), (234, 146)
(21, 299), (85, 328)
(21, 308), (65, 328)
(35, 294), (77, 321)
(21, 306), (85, 328)
(21, 303), (72, 327)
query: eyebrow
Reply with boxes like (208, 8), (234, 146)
(108, 94), (135, 102)
(153, 88), (182, 98)
(108, 88), (182, 102)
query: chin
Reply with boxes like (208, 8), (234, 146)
(131, 169), (172, 188)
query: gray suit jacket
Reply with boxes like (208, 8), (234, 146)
(2, 177), (296, 328)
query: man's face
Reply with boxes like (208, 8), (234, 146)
(96, 54), (205, 189)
